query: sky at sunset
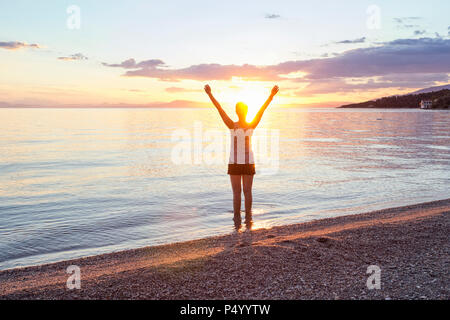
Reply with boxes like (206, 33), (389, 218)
(1, 0), (449, 109)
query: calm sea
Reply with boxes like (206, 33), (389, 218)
(1, 108), (449, 270)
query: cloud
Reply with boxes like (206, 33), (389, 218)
(393, 17), (418, 24)
(115, 62), (275, 81)
(58, 53), (88, 61)
(335, 37), (366, 44)
(102, 58), (165, 69)
(165, 87), (199, 93)
(289, 38), (450, 80)
(265, 14), (280, 19)
(0, 41), (40, 50)
(393, 17), (421, 23)
(102, 37), (450, 93)
(413, 30), (426, 36)
(296, 73), (450, 95)
(393, 17), (421, 29)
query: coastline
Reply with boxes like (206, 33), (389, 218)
(1, 198), (448, 300)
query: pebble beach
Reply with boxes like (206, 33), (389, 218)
(1, 198), (449, 300)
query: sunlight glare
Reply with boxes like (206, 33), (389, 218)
(229, 81), (270, 121)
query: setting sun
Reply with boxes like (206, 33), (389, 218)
(227, 79), (274, 120)
(236, 89), (267, 120)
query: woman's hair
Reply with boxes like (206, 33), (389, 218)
(235, 102), (248, 119)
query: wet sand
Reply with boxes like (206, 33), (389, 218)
(0, 198), (449, 300)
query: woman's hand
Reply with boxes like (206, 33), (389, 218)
(271, 85), (279, 97)
(204, 84), (212, 95)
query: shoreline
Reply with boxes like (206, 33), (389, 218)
(1, 198), (449, 299)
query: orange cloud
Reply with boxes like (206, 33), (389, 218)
(0, 41), (41, 50)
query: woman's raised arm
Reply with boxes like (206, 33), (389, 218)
(250, 85), (279, 129)
(204, 84), (234, 129)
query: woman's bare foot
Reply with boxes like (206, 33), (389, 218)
(245, 212), (253, 229)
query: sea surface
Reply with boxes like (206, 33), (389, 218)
(1, 108), (449, 270)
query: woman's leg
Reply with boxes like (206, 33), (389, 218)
(242, 174), (254, 221)
(229, 175), (242, 220)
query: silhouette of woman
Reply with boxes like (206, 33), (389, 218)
(204, 84), (279, 229)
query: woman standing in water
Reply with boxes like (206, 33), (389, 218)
(204, 84), (279, 229)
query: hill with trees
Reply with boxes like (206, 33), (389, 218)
(339, 89), (450, 109)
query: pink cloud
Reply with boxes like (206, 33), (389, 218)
(0, 41), (40, 50)
(102, 37), (450, 93)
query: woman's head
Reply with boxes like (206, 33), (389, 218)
(235, 102), (248, 121)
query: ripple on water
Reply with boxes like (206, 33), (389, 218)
(0, 108), (449, 270)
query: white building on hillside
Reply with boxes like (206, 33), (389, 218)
(420, 100), (432, 109)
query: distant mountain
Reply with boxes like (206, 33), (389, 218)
(409, 84), (450, 95)
(0, 101), (12, 107)
(339, 89), (450, 109)
(91, 100), (210, 109)
(0, 100), (210, 109)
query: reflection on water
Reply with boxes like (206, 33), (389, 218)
(0, 108), (449, 269)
